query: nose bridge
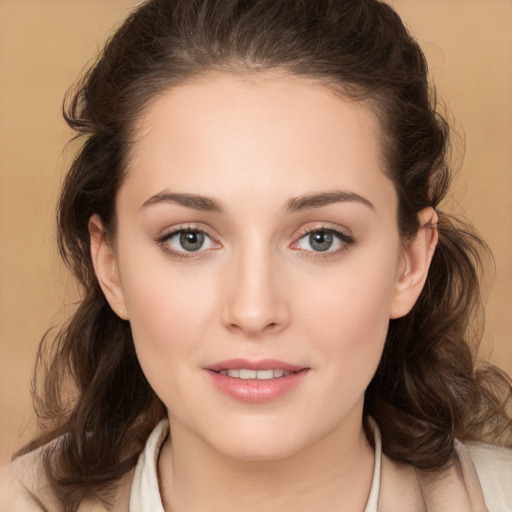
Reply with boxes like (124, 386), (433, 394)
(222, 236), (289, 337)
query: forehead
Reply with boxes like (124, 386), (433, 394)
(122, 72), (396, 216)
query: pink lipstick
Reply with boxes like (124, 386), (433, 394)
(205, 359), (309, 403)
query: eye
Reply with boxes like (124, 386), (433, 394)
(294, 228), (353, 253)
(159, 228), (217, 254)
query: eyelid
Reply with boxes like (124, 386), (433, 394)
(155, 222), (355, 261)
(291, 224), (355, 258)
(156, 224), (221, 259)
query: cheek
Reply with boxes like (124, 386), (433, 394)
(294, 261), (397, 418)
(116, 239), (221, 372)
(299, 260), (398, 343)
(293, 247), (400, 389)
(119, 260), (220, 410)
(123, 268), (216, 347)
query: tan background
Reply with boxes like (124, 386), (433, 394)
(1, 1), (511, 464)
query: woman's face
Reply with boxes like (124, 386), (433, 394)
(94, 73), (428, 461)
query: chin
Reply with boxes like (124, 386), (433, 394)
(215, 436), (305, 463)
(201, 417), (323, 463)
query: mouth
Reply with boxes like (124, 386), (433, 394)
(206, 358), (306, 377)
(205, 359), (309, 402)
(214, 368), (297, 380)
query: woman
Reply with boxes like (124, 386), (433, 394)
(1, 0), (511, 510)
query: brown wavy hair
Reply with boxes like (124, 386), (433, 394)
(19, 0), (511, 509)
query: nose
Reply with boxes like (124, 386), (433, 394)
(221, 245), (290, 338)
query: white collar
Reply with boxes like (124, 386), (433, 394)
(129, 418), (382, 511)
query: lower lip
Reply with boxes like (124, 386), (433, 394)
(206, 369), (309, 403)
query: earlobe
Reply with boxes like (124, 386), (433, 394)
(89, 214), (128, 320)
(390, 207), (438, 319)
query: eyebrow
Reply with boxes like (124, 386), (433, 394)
(284, 190), (374, 212)
(141, 192), (224, 212)
(140, 189), (374, 213)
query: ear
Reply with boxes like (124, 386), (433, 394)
(89, 214), (128, 320)
(390, 207), (438, 319)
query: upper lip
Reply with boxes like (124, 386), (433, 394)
(206, 358), (306, 372)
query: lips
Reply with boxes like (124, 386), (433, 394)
(205, 359), (309, 403)
(206, 358), (304, 373)
(218, 368), (294, 379)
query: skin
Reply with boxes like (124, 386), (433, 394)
(90, 72), (437, 511)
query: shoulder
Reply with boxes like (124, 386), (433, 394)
(0, 451), (53, 512)
(0, 448), (133, 512)
(462, 441), (512, 511)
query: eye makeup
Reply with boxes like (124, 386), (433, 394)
(155, 222), (356, 262)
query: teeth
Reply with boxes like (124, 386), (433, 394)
(253, 369), (273, 380)
(219, 369), (294, 379)
(240, 369), (257, 379)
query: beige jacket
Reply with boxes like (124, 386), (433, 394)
(1, 420), (511, 511)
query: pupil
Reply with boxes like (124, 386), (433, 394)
(180, 231), (204, 251)
(310, 231), (333, 252)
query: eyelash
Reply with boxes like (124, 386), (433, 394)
(156, 224), (214, 260)
(156, 224), (355, 261)
(293, 225), (355, 260)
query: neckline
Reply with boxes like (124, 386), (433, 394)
(129, 418), (382, 511)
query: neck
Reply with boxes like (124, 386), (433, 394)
(158, 408), (375, 512)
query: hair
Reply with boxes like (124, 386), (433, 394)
(18, 0), (511, 510)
